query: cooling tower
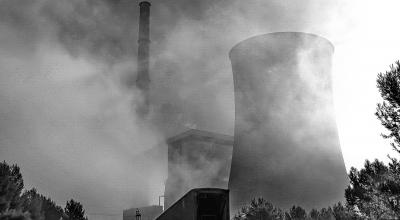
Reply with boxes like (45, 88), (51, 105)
(228, 32), (348, 212)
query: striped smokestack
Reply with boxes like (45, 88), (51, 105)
(136, 1), (151, 115)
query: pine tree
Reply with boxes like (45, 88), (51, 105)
(0, 161), (24, 213)
(376, 61), (400, 154)
(64, 200), (87, 220)
(285, 206), (307, 220)
(233, 198), (285, 220)
(344, 61), (400, 219)
(331, 202), (360, 220)
(21, 189), (64, 220)
(0, 161), (29, 220)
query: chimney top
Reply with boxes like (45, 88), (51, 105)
(139, 1), (151, 7)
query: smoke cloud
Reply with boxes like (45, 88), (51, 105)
(0, 0), (352, 219)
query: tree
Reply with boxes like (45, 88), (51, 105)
(0, 161), (24, 213)
(21, 189), (63, 220)
(0, 209), (31, 220)
(234, 198), (361, 220)
(344, 61), (400, 219)
(345, 159), (399, 219)
(316, 207), (335, 220)
(306, 203), (359, 220)
(0, 161), (65, 220)
(20, 189), (43, 220)
(233, 198), (285, 220)
(309, 209), (319, 220)
(331, 202), (360, 220)
(376, 61), (400, 154)
(285, 206), (307, 220)
(64, 200), (87, 220)
(0, 161), (29, 220)
(375, 61), (400, 216)
(38, 196), (63, 220)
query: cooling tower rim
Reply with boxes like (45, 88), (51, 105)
(229, 32), (334, 60)
(167, 129), (233, 145)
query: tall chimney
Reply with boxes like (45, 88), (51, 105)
(136, 1), (151, 114)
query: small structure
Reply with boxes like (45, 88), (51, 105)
(135, 209), (141, 220)
(164, 129), (233, 209)
(123, 206), (163, 220)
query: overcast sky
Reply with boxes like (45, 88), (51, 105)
(1, 0), (400, 219)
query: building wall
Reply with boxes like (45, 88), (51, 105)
(164, 129), (233, 209)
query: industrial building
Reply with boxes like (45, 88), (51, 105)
(164, 129), (233, 209)
(156, 188), (229, 220)
(131, 1), (349, 218)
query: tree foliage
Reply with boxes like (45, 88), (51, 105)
(64, 200), (87, 220)
(0, 161), (24, 213)
(0, 161), (29, 220)
(233, 198), (285, 220)
(286, 206), (307, 220)
(21, 189), (64, 220)
(344, 61), (400, 219)
(331, 202), (360, 220)
(20, 189), (43, 220)
(0, 161), (86, 220)
(0, 209), (31, 220)
(376, 61), (400, 154)
(345, 159), (400, 219)
(233, 199), (359, 220)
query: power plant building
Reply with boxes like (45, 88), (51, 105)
(164, 129), (233, 209)
(131, 1), (348, 216)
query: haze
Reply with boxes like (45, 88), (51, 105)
(0, 0), (399, 219)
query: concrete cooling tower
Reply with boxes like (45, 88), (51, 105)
(228, 32), (348, 212)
